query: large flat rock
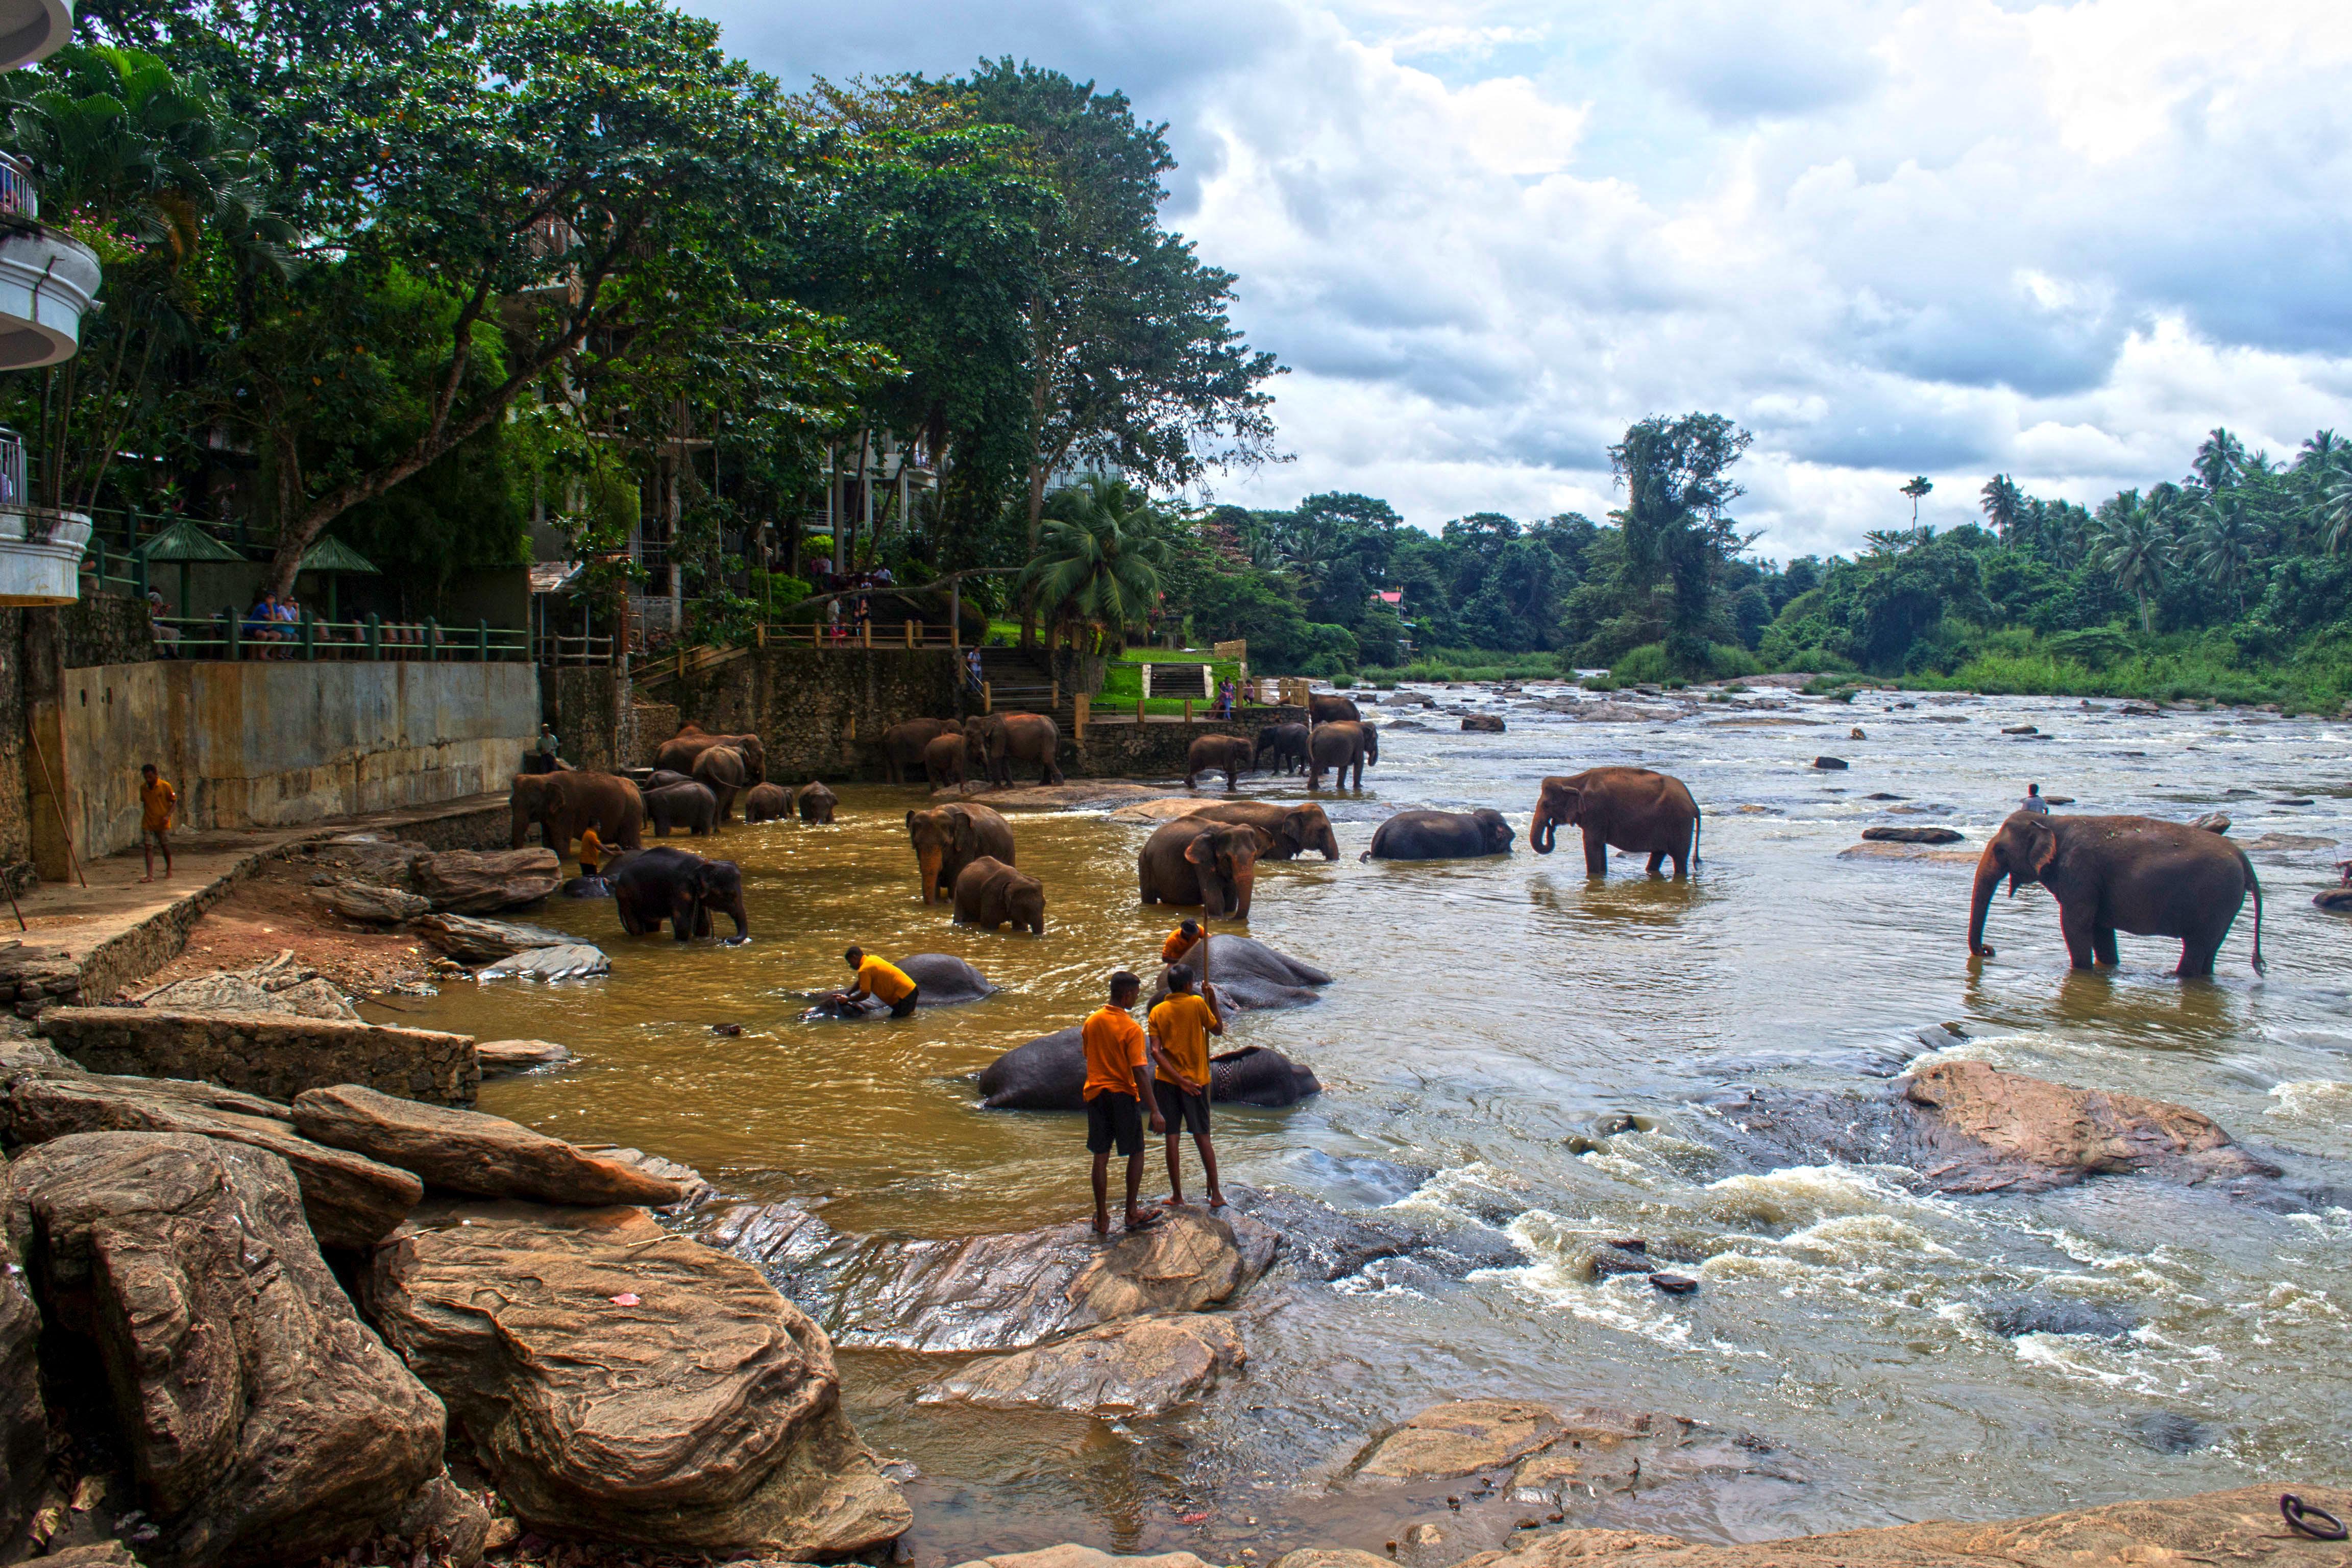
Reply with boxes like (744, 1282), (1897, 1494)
(915, 1313), (1245, 1416)
(0, 1148), (46, 1552)
(291, 1083), (684, 1206)
(413, 847), (561, 914)
(364, 1205), (908, 1555)
(42, 1006), (479, 1106)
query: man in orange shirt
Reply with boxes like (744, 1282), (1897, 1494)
(1160, 918), (1202, 966)
(1146, 964), (1225, 1208)
(1082, 970), (1166, 1234)
(138, 762), (177, 883)
(843, 946), (921, 1018)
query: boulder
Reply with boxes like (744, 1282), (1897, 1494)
(1350, 1399), (1565, 1480)
(413, 848), (561, 914)
(313, 881), (432, 924)
(577, 1142), (717, 1207)
(2, 1069), (421, 1247)
(1148, 933), (1332, 1012)
(1835, 841), (1977, 867)
(410, 914), (576, 964)
(139, 967), (359, 1021)
(477, 944), (609, 982)
(953, 1552), (1217, 1568)
(978, 1033), (1320, 1112)
(1860, 826), (1965, 845)
(2001, 723), (2039, 735)
(0, 1149), (47, 1553)
(1460, 714), (1506, 732)
(362, 1205), (910, 1556)
(14, 1132), (450, 1567)
(2316, 888), (2352, 913)
(477, 1037), (574, 1075)
(1811, 755), (1849, 770)
(291, 1084), (685, 1206)
(2191, 811), (2231, 833)
(1220, 1183), (1523, 1286)
(914, 1313), (1244, 1416)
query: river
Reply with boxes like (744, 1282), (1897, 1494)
(375, 685), (2352, 1562)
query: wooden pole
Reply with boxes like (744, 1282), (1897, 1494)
(26, 726), (85, 888)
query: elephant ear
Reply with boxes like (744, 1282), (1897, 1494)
(2024, 817), (2059, 877)
(1183, 829), (1218, 868)
(1245, 826), (1275, 854)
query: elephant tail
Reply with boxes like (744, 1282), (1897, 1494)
(1692, 807), (1703, 868)
(2246, 857), (2266, 975)
(1357, 848), (1373, 863)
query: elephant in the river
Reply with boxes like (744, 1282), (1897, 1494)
(559, 875), (612, 898)
(1138, 818), (1276, 919)
(977, 1031), (1320, 1110)
(645, 780), (719, 837)
(906, 802), (1016, 905)
(804, 952), (996, 1017)
(793, 781), (838, 823)
(965, 711), (1065, 786)
(611, 846), (748, 942)
(1254, 723), (1309, 775)
(743, 782), (792, 824)
(1187, 801), (1341, 861)
(1366, 808), (1514, 862)
(692, 746), (749, 823)
(1532, 767), (1701, 878)
(510, 770), (644, 859)
(880, 718), (962, 785)
(953, 855), (1045, 935)
(1307, 720), (1376, 791)
(1148, 931), (1331, 1011)
(654, 725), (766, 783)
(1186, 734), (1254, 791)
(924, 731), (970, 790)
(644, 769), (695, 793)
(1309, 693), (1362, 724)
(1969, 811), (2266, 977)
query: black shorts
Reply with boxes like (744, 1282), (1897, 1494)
(1086, 1090), (1143, 1156)
(889, 987), (919, 1019)
(1155, 1080), (1210, 1136)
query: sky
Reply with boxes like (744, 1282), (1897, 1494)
(682, 0), (2352, 561)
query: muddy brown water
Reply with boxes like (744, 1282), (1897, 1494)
(377, 690), (2352, 1562)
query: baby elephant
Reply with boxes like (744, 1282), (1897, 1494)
(924, 731), (969, 789)
(793, 781), (838, 823)
(646, 780), (719, 837)
(1186, 734), (1254, 790)
(1364, 807), (1514, 860)
(953, 854), (1045, 934)
(742, 782), (792, 823)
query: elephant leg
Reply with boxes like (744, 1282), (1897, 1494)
(2057, 901), (2099, 969)
(1044, 754), (1065, 786)
(1645, 849), (1665, 876)
(1582, 827), (1608, 877)
(2093, 926), (2120, 966)
(2175, 934), (2222, 978)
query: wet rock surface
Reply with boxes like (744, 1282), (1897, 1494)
(290, 1083), (687, 1206)
(313, 881), (433, 923)
(1859, 826), (1964, 845)
(1221, 1184), (1523, 1286)
(477, 943), (610, 981)
(915, 1312), (1246, 1416)
(476, 1037), (573, 1075)
(411, 913), (576, 964)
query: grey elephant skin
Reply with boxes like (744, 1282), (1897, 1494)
(978, 1034), (1320, 1111)
(645, 780), (719, 837)
(1365, 808), (1514, 860)
(1150, 934), (1331, 1011)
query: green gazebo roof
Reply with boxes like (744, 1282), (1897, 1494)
(134, 520), (243, 563)
(298, 537), (380, 574)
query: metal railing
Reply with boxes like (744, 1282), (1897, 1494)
(155, 612), (531, 663)
(0, 155), (35, 222)
(0, 427), (24, 505)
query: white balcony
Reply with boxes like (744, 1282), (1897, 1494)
(0, 0), (71, 72)
(0, 224), (101, 369)
(0, 505), (90, 604)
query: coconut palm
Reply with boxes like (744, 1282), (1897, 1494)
(2192, 494), (2259, 615)
(2191, 428), (2247, 492)
(2094, 501), (2175, 632)
(2323, 463), (2352, 557)
(1019, 474), (1172, 652)
(1901, 475), (1932, 523)
(1979, 474), (2025, 542)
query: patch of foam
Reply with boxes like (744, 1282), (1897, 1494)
(1700, 1162), (1928, 1229)
(2266, 1080), (2352, 1123)
(1767, 1211), (1959, 1265)
(1387, 1159), (1522, 1221)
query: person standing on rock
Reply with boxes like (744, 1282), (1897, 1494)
(577, 825), (604, 879)
(1083, 970), (1165, 1234)
(1147, 964), (1225, 1210)
(2020, 782), (2049, 815)
(843, 946), (920, 1018)
(138, 763), (177, 883)
(1161, 918), (1202, 965)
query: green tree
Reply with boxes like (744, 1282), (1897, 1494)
(2093, 499), (2174, 631)
(2192, 427), (2247, 491)
(1980, 474), (2025, 541)
(1608, 412), (1753, 671)
(1017, 473), (1171, 649)
(1901, 474), (1932, 523)
(2192, 492), (2260, 614)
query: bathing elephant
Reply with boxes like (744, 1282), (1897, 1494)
(1307, 721), (1376, 791)
(952, 855), (1046, 935)
(559, 875), (612, 898)
(1254, 723), (1309, 775)
(1186, 734), (1254, 791)
(645, 780), (719, 837)
(880, 718), (963, 785)
(1187, 801), (1341, 861)
(610, 846), (748, 942)
(1968, 811), (2266, 977)
(1531, 767), (1701, 878)
(654, 726), (766, 783)
(645, 769), (695, 793)
(803, 952), (996, 1017)
(742, 782), (792, 824)
(966, 711), (1065, 786)
(793, 781), (838, 823)
(692, 745), (749, 823)
(509, 770), (644, 859)
(977, 1031), (1321, 1111)
(1148, 931), (1332, 1011)
(1366, 808), (1514, 861)
(906, 801), (1016, 905)
(923, 731), (970, 790)
(1309, 693), (1362, 724)
(1138, 818), (1276, 919)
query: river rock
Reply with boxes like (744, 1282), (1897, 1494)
(1860, 826), (1965, 845)
(139, 967), (359, 1021)
(1148, 933), (1332, 1011)
(476, 943), (609, 982)
(0, 1149), (45, 1554)
(1350, 1402), (1731, 1500)
(1811, 756), (1848, 770)
(2002, 724), (2039, 735)
(410, 913), (576, 963)
(576, 1142), (717, 1207)
(14, 1132), (451, 1567)
(413, 848), (561, 914)
(953, 1551), (1218, 1568)
(1836, 840), (1977, 866)
(477, 1037), (573, 1075)
(290, 1084), (686, 1206)
(709, 1203), (1279, 1353)
(313, 881), (433, 923)
(914, 1313), (1245, 1416)
(2191, 811), (2231, 833)
(1220, 1183), (1523, 1286)
(2, 1069), (421, 1246)
(2316, 888), (2352, 913)
(362, 1205), (910, 1556)
(1460, 714), (1506, 732)
(978, 1034), (1320, 1111)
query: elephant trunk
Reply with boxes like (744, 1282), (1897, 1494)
(918, 847), (945, 905)
(1232, 864), (1256, 919)
(723, 894), (750, 940)
(1968, 845), (2002, 956)
(1532, 810), (1556, 854)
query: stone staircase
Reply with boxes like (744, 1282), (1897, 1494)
(977, 647), (1072, 721)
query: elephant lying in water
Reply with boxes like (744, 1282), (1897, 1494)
(801, 953), (997, 1019)
(1151, 933), (1331, 1011)
(976, 1033), (1321, 1111)
(1365, 808), (1513, 861)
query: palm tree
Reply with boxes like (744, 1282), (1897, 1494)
(2094, 501), (2174, 632)
(1901, 475), (1932, 524)
(2192, 494), (2258, 615)
(1019, 474), (1172, 652)
(2192, 427), (2247, 491)
(2322, 463), (2352, 556)
(1980, 475), (2025, 541)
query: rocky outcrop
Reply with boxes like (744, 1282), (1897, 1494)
(915, 1313), (1245, 1416)
(1346, 1401), (1778, 1518)
(1836, 840), (1977, 867)
(41, 1007), (479, 1107)
(410, 914), (576, 963)
(290, 1084), (685, 1206)
(14, 1132), (451, 1567)
(477, 1038), (574, 1075)
(577, 1142), (717, 1207)
(1460, 714), (1506, 732)
(1860, 826), (1964, 845)
(953, 1551), (1218, 1568)
(475, 943), (609, 982)
(1223, 1185), (1524, 1287)
(141, 962), (359, 1021)
(0, 1148), (48, 1555)
(2, 1069), (422, 1247)
(362, 1205), (909, 1556)
(413, 848), (561, 914)
(313, 881), (432, 923)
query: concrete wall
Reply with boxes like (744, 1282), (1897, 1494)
(62, 659), (539, 859)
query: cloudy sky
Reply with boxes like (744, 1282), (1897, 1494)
(685, 0), (2352, 560)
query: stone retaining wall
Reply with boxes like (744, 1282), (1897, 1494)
(657, 645), (961, 781)
(1066, 709), (1306, 778)
(42, 1007), (480, 1106)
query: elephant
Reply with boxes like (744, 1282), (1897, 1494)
(965, 711), (1065, 786)
(610, 846), (748, 942)
(924, 731), (970, 790)
(1365, 808), (1514, 861)
(645, 780), (720, 838)
(952, 855), (1046, 935)
(1531, 767), (1701, 878)
(1309, 693), (1362, 724)
(1187, 801), (1341, 861)
(645, 769), (695, 793)
(1968, 812), (2267, 977)
(793, 781), (838, 823)
(509, 770), (644, 860)
(977, 1031), (1320, 1111)
(1253, 723), (1309, 775)
(1185, 734), (1254, 791)
(654, 726), (767, 783)
(880, 718), (963, 785)
(803, 952), (996, 1017)
(906, 802), (1016, 905)
(559, 875), (612, 898)
(1307, 721), (1376, 791)
(1138, 818), (1277, 919)
(1147, 931), (1331, 1011)
(692, 745), (750, 823)
(743, 782), (792, 824)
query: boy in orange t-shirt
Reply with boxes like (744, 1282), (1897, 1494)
(1081, 970), (1166, 1234)
(1147, 964), (1225, 1208)
(138, 763), (177, 883)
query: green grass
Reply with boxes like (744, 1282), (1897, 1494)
(1099, 656), (1242, 704)
(1359, 647), (1570, 683)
